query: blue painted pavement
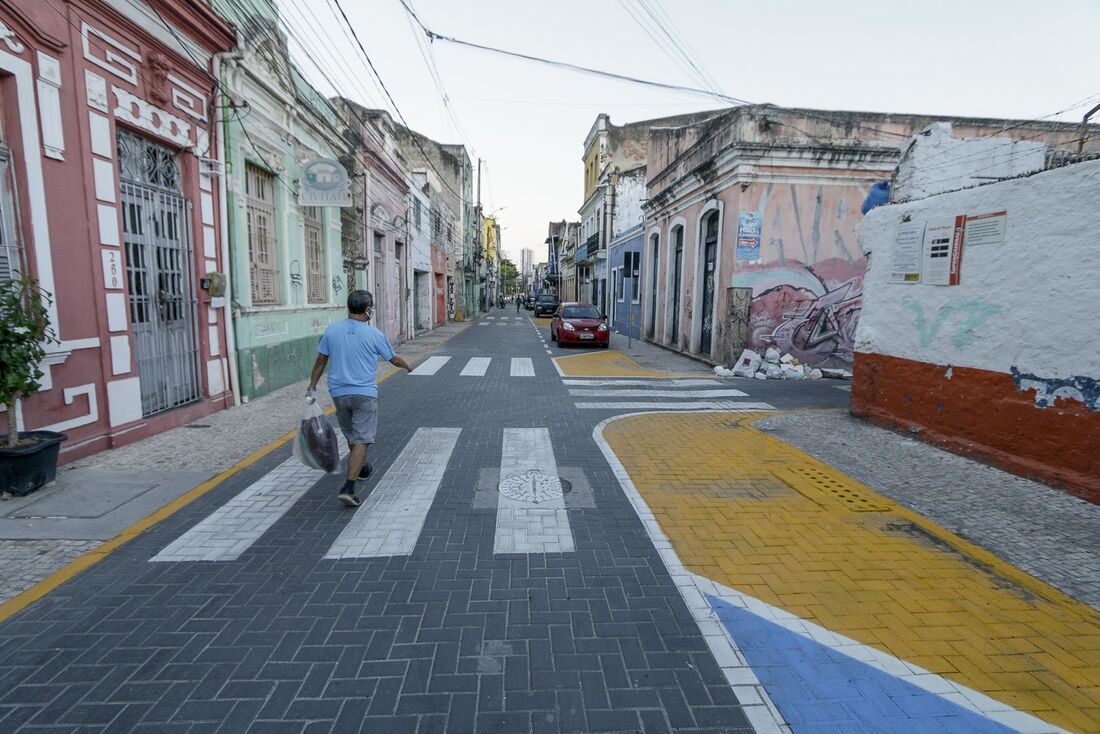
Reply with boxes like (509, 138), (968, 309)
(708, 596), (1020, 734)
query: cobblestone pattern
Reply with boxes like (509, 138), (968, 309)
(0, 315), (753, 733)
(759, 410), (1100, 610)
(0, 541), (101, 605)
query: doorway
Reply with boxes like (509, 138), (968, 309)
(700, 211), (719, 356)
(117, 130), (201, 416)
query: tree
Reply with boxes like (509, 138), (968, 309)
(499, 258), (519, 295)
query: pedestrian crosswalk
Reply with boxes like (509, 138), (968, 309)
(565, 378), (775, 412)
(409, 355), (544, 378)
(151, 425), (577, 564)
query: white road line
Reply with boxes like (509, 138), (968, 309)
(409, 356), (451, 375)
(495, 428), (574, 554)
(152, 434), (349, 562)
(574, 401), (775, 411)
(477, 322), (489, 327)
(510, 357), (534, 377)
(460, 357), (491, 376)
(326, 427), (461, 559)
(562, 378), (721, 387)
(486, 316), (495, 320)
(569, 388), (748, 398)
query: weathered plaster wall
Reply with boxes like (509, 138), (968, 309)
(853, 160), (1100, 500)
(894, 122), (1047, 201)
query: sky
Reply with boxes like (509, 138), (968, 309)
(276, 0), (1100, 265)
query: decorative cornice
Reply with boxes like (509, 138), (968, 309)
(0, 0), (66, 51)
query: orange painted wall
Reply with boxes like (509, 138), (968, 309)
(851, 352), (1100, 504)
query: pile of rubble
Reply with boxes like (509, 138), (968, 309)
(713, 348), (853, 381)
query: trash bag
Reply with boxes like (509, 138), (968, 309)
(764, 347), (782, 364)
(292, 396), (340, 473)
(732, 349), (761, 378)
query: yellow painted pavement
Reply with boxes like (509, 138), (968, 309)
(604, 411), (1100, 733)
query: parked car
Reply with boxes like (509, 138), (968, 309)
(550, 302), (609, 348)
(533, 293), (560, 316)
(524, 295), (534, 310)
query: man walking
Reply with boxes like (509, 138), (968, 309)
(308, 290), (411, 507)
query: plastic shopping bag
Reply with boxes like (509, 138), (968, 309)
(292, 396), (340, 473)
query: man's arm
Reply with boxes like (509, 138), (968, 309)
(389, 355), (412, 372)
(307, 353), (328, 396)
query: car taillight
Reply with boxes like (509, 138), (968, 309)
(597, 323), (608, 332)
(563, 322), (576, 331)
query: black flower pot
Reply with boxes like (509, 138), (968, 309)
(0, 431), (68, 496)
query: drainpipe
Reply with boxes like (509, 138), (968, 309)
(1078, 102), (1100, 155)
(214, 50), (242, 407)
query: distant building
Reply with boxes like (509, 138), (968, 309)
(520, 248), (533, 279)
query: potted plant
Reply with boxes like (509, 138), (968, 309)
(0, 276), (66, 496)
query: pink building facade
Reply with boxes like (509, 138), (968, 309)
(3, 1), (235, 461)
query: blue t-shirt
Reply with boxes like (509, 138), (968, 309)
(317, 319), (396, 398)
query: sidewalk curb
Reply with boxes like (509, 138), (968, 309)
(0, 323), (472, 625)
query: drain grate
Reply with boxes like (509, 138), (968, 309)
(773, 465), (890, 513)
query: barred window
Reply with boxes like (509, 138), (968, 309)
(246, 164), (278, 305)
(414, 198), (422, 231)
(0, 145), (24, 284)
(303, 206), (325, 303)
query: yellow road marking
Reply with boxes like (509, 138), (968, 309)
(0, 334), (461, 625)
(604, 411), (1100, 733)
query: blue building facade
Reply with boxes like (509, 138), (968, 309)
(608, 225), (644, 339)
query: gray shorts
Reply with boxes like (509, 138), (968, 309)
(333, 395), (378, 445)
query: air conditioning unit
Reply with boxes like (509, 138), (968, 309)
(198, 157), (224, 177)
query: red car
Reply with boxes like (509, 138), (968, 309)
(550, 302), (610, 348)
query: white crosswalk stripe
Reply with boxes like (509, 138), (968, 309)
(495, 428), (574, 554)
(575, 400), (775, 410)
(569, 388), (748, 398)
(460, 357), (492, 376)
(326, 428), (461, 559)
(562, 378), (720, 387)
(151, 434), (349, 562)
(409, 356), (451, 375)
(510, 358), (534, 377)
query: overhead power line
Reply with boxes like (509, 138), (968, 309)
(399, 10), (752, 107)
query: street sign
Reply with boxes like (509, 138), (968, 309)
(299, 158), (351, 207)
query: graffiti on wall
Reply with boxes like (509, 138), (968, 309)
(734, 259), (863, 367)
(901, 298), (1001, 349)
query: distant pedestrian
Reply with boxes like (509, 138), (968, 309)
(516, 296), (521, 312)
(307, 290), (411, 507)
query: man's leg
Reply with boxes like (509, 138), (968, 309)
(346, 443), (368, 482)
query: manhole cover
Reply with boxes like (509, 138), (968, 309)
(498, 470), (564, 504)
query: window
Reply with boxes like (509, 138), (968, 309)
(303, 206), (325, 303)
(562, 305), (600, 319)
(246, 164), (278, 305)
(414, 198), (422, 231)
(615, 267), (624, 301)
(374, 231), (383, 254)
(629, 252), (640, 303)
(0, 144), (24, 285)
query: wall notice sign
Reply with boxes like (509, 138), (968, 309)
(890, 221), (925, 283)
(922, 215), (965, 286)
(965, 210), (1007, 247)
(735, 211), (761, 260)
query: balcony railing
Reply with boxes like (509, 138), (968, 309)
(584, 233), (600, 260)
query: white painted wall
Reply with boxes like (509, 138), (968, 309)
(856, 159), (1100, 380)
(612, 170), (646, 238)
(894, 122), (1046, 201)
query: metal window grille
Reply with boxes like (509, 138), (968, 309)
(303, 206), (325, 303)
(414, 198), (421, 230)
(373, 231), (383, 255)
(0, 145), (25, 284)
(246, 164), (278, 305)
